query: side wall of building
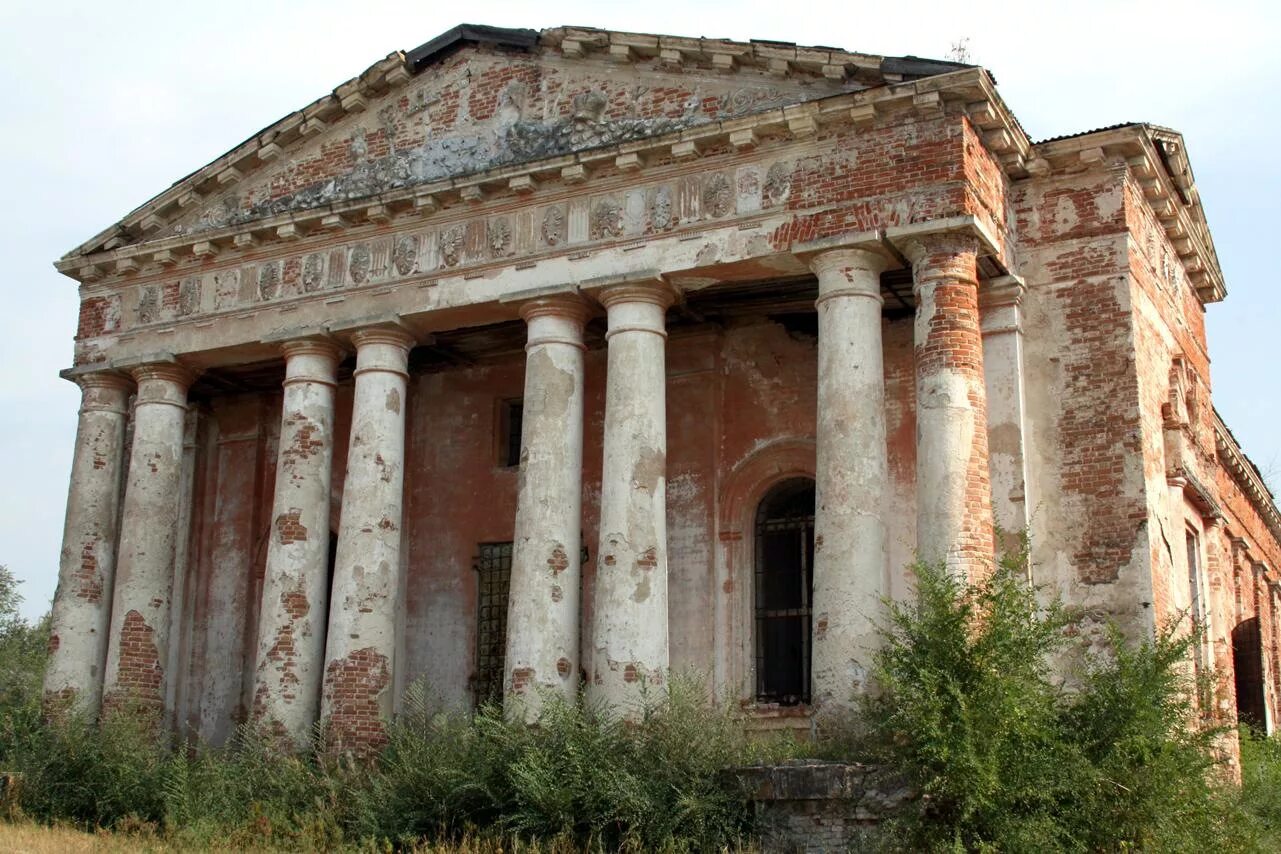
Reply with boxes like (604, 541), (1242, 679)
(1124, 165), (1281, 732)
(1014, 163), (1156, 651)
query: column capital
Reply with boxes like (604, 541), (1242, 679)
(129, 362), (198, 392)
(280, 338), (344, 388)
(978, 275), (1026, 311)
(348, 325), (416, 352)
(897, 231), (981, 267)
(596, 278), (679, 311)
(279, 337), (345, 362)
(72, 370), (134, 393)
(979, 275), (1027, 337)
(519, 294), (592, 326)
(808, 246), (893, 279)
(809, 248), (893, 308)
(522, 296), (590, 352)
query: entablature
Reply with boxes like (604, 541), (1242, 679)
(1214, 409), (1281, 550)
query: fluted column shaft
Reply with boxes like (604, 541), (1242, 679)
(810, 248), (891, 711)
(903, 234), (995, 577)
(102, 363), (194, 715)
(589, 282), (675, 714)
(44, 372), (132, 714)
(252, 340), (342, 745)
(505, 297), (589, 719)
(321, 327), (413, 753)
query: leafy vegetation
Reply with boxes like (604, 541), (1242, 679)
(2, 555), (1280, 851)
(865, 549), (1261, 852)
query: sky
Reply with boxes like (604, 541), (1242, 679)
(0, 0), (1277, 621)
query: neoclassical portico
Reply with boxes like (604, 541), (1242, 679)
(45, 24), (1055, 748)
(47, 217), (1004, 745)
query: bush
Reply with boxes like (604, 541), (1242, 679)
(866, 552), (1255, 852)
(1240, 728), (1281, 848)
(0, 565), (50, 762)
(348, 676), (757, 851)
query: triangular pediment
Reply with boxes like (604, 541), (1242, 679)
(63, 25), (969, 260)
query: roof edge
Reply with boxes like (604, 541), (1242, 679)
(405, 24), (538, 72)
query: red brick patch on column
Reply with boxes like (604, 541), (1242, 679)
(104, 609), (164, 713)
(323, 647), (390, 756)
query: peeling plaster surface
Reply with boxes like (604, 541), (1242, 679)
(158, 47), (850, 241)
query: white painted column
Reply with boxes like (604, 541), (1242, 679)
(102, 363), (195, 716)
(44, 372), (132, 714)
(809, 248), (891, 711)
(979, 276), (1034, 558)
(321, 327), (412, 753)
(505, 297), (589, 719)
(252, 339), (342, 746)
(589, 281), (676, 714)
(902, 233), (995, 577)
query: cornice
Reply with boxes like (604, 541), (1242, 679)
(1213, 409), (1281, 549)
(1025, 125), (1226, 304)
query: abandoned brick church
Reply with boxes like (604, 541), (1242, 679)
(44, 24), (1281, 755)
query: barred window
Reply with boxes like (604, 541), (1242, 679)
(473, 542), (513, 707)
(754, 478), (816, 705)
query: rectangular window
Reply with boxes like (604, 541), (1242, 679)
(1186, 528), (1211, 674)
(473, 542), (513, 707)
(498, 400), (523, 468)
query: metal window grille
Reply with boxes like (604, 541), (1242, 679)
(474, 542), (513, 707)
(754, 479), (815, 705)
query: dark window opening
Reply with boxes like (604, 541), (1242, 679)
(754, 478), (816, 706)
(1233, 617), (1267, 731)
(473, 542), (513, 707)
(498, 400), (523, 468)
(1186, 528), (1210, 675)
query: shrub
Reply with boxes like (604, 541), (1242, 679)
(866, 552), (1254, 852)
(13, 705), (170, 829)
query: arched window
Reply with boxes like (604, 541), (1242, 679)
(754, 478), (815, 705)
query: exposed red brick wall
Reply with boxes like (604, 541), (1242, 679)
(322, 647), (391, 755)
(76, 296), (113, 339)
(1016, 168), (1147, 587)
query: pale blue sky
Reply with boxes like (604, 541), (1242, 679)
(1, 0), (1276, 620)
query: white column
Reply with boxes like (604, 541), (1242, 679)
(504, 297), (589, 719)
(321, 326), (412, 753)
(102, 363), (195, 716)
(809, 248), (892, 712)
(252, 339), (342, 746)
(589, 281), (676, 714)
(44, 372), (132, 714)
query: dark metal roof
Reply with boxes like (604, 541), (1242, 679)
(1034, 122), (1141, 145)
(880, 55), (975, 79)
(406, 24), (539, 72)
